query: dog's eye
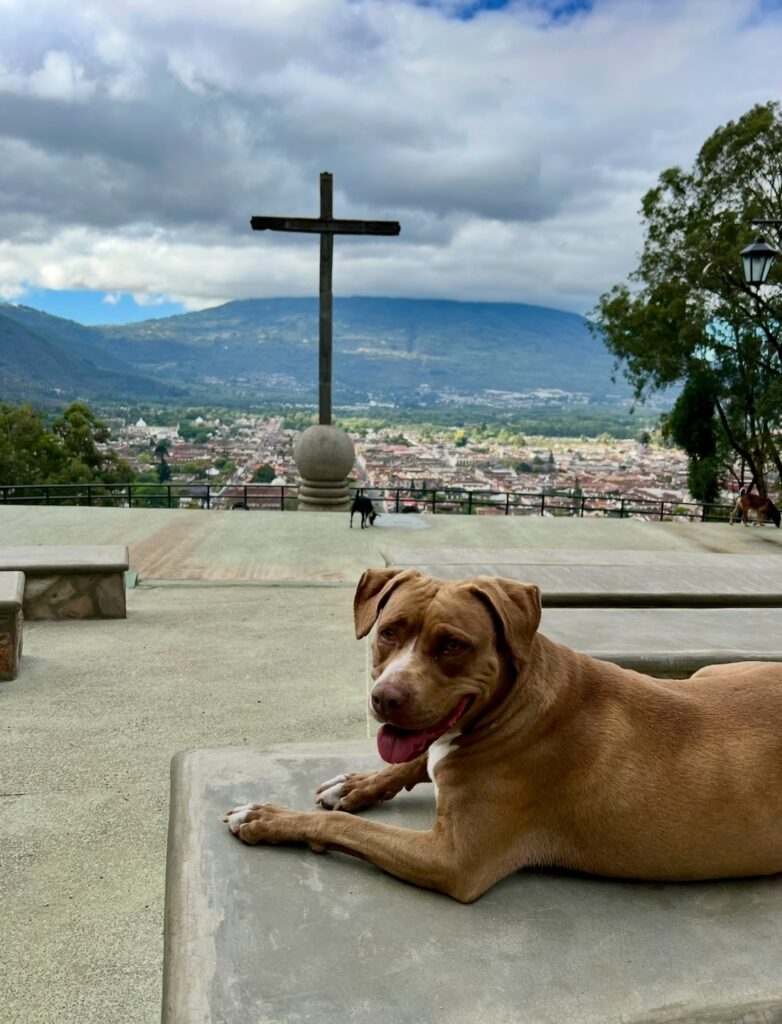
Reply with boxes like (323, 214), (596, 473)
(378, 627), (396, 644)
(440, 637), (466, 656)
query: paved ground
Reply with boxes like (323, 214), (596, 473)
(1, 505), (781, 1024)
(1, 504), (780, 582)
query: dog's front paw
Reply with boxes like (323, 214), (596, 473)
(315, 774), (349, 810)
(315, 770), (400, 813)
(223, 803), (324, 850)
(224, 803), (261, 838)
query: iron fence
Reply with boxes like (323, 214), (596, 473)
(0, 480), (736, 522)
(354, 486), (734, 522)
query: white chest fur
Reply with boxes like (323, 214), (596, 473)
(427, 729), (461, 801)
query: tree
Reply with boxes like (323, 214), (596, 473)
(0, 404), (60, 482)
(51, 402), (133, 484)
(153, 438), (172, 461)
(0, 401), (133, 486)
(251, 464), (276, 483)
(591, 102), (782, 498)
(662, 371), (722, 503)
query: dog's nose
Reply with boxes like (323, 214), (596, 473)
(371, 681), (409, 719)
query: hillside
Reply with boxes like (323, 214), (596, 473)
(0, 296), (629, 408)
(0, 308), (185, 405)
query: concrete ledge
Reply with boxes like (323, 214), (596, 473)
(0, 570), (24, 680)
(164, 744), (782, 1024)
(385, 552), (782, 607)
(542, 607), (782, 676)
(0, 545), (129, 619)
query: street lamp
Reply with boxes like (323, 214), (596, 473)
(741, 219), (781, 285)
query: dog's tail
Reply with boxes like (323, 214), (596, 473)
(767, 499), (781, 528)
(739, 487), (747, 496)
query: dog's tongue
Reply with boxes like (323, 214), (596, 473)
(377, 696), (471, 764)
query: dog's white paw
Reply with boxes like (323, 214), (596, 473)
(223, 803), (255, 834)
(315, 774), (347, 810)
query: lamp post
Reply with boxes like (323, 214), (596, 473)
(741, 219), (781, 285)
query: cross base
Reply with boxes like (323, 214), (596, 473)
(297, 477), (352, 512)
(293, 425), (356, 514)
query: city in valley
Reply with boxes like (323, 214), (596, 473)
(104, 411), (712, 516)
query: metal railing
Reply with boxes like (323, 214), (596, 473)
(0, 481), (298, 511)
(0, 480), (737, 521)
(355, 486), (734, 522)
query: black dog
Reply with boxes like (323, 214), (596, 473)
(350, 495), (378, 529)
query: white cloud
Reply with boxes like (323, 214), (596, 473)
(0, 49), (96, 101)
(0, 0), (780, 315)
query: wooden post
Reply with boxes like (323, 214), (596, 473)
(319, 172), (334, 426)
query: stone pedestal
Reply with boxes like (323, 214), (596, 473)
(293, 425), (355, 512)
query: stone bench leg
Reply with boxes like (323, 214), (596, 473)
(0, 608), (22, 680)
(0, 573), (24, 681)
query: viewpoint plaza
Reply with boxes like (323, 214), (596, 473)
(2, 503), (782, 1024)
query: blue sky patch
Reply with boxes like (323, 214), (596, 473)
(14, 289), (187, 326)
(412, 0), (592, 20)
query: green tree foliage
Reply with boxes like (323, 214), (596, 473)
(251, 464), (276, 483)
(0, 401), (133, 485)
(592, 102), (782, 495)
(662, 372), (722, 502)
(153, 438), (172, 460)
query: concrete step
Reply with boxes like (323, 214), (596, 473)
(543, 606), (782, 675)
(385, 550), (782, 607)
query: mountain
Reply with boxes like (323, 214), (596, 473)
(0, 297), (629, 408)
(0, 308), (186, 405)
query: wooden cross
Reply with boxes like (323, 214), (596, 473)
(251, 172), (401, 425)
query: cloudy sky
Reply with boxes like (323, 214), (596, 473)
(0, 0), (780, 324)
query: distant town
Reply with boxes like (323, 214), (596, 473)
(103, 411), (705, 514)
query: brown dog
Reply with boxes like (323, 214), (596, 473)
(225, 569), (782, 902)
(730, 488), (781, 527)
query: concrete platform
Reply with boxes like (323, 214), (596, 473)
(164, 744), (782, 1024)
(1, 505), (781, 583)
(2, 506), (782, 1024)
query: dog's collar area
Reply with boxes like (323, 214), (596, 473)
(376, 695), (472, 764)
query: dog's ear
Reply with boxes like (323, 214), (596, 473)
(467, 577), (541, 666)
(353, 568), (421, 639)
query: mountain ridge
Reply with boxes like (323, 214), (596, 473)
(0, 296), (627, 408)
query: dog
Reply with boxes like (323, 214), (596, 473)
(350, 494), (378, 529)
(730, 488), (781, 527)
(225, 569), (782, 902)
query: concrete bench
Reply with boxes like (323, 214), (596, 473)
(0, 571), (24, 680)
(164, 744), (782, 1024)
(385, 550), (782, 607)
(0, 545), (129, 620)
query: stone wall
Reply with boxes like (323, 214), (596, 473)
(23, 573), (126, 620)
